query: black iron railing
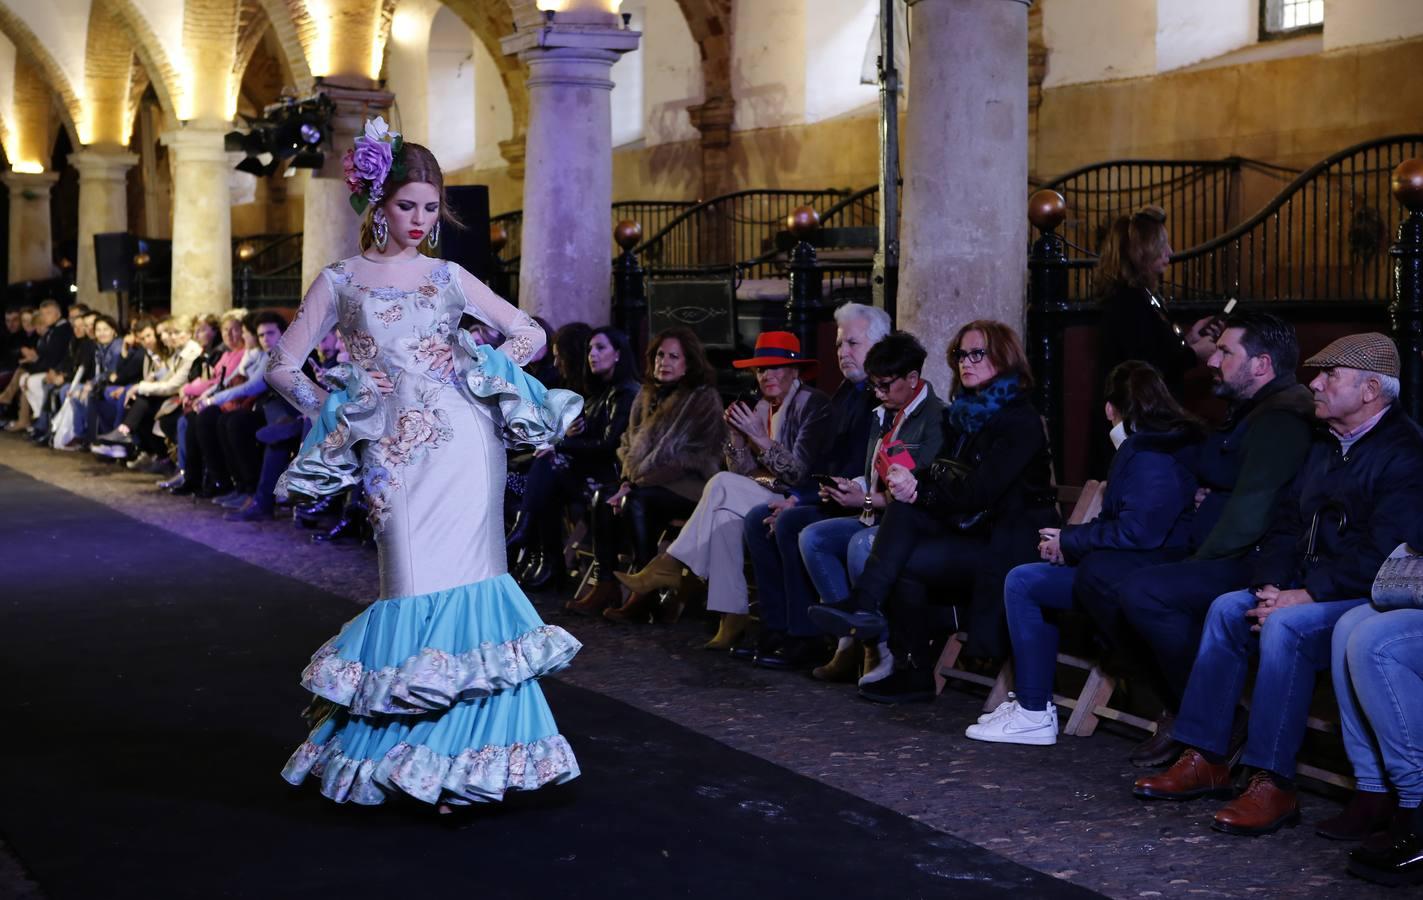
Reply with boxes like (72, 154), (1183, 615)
(490, 200), (697, 268)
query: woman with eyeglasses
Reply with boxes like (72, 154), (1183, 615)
(810, 320), (1058, 704)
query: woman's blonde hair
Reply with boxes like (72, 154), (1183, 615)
(358, 142), (464, 254)
(1094, 206), (1170, 296)
(220, 308), (248, 328)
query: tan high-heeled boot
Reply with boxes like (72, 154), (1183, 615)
(703, 613), (749, 651)
(565, 579), (621, 617)
(614, 552), (684, 594)
(812, 636), (860, 682)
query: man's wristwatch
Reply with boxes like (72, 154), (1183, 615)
(863, 493), (875, 513)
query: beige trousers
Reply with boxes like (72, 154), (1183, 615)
(667, 471), (777, 615)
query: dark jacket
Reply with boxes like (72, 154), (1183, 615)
(29, 319), (72, 374)
(826, 378), (877, 478)
(560, 376), (639, 483)
(1099, 284), (1198, 398)
(912, 393), (1060, 658)
(1185, 377), (1315, 559)
(1251, 404), (1423, 602)
(1061, 429), (1197, 563)
(618, 382), (726, 501)
(93, 339), (123, 383)
(109, 344), (149, 387)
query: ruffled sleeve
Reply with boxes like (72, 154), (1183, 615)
(450, 264), (545, 366)
(276, 363), (390, 501)
(267, 268), (340, 418)
(455, 330), (582, 451)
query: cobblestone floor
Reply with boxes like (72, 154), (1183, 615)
(0, 434), (1397, 900)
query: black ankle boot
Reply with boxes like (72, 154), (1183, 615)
(314, 513), (361, 543)
(521, 549), (562, 591)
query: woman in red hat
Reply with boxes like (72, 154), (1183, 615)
(617, 331), (835, 649)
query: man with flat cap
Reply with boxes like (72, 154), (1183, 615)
(1132, 333), (1423, 836)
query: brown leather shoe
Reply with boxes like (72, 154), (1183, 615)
(1212, 771), (1300, 836)
(564, 579), (621, 617)
(1130, 711), (1182, 768)
(1317, 790), (1397, 841)
(1133, 748), (1234, 801)
(603, 589), (660, 624)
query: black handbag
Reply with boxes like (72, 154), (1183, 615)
(925, 456), (991, 533)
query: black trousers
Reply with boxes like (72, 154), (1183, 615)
(855, 501), (989, 664)
(219, 409), (264, 492)
(518, 455), (607, 554)
(1114, 554), (1253, 711)
(589, 483), (695, 572)
(192, 404), (228, 485)
(121, 395), (164, 455)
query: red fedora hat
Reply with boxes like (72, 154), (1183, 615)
(732, 331), (816, 369)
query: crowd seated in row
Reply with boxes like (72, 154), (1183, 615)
(7, 293), (1423, 887)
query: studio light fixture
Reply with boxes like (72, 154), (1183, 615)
(225, 93), (336, 177)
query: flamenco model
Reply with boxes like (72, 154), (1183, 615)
(265, 118), (584, 809)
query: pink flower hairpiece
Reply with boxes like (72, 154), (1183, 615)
(342, 117), (406, 214)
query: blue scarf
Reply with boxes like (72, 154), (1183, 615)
(946, 373), (1024, 435)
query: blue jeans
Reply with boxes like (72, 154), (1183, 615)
(1333, 604), (1423, 807)
(743, 503), (828, 637)
(799, 515), (875, 608)
(1004, 562), (1076, 711)
(1173, 589), (1366, 778)
(847, 525), (876, 586)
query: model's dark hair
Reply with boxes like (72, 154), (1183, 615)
(644, 326), (713, 390)
(358, 142), (464, 254)
(864, 331), (928, 380)
(945, 320), (1034, 399)
(1095, 205), (1170, 296)
(552, 322), (593, 395)
(1104, 360), (1203, 436)
(1223, 310), (1298, 377)
(589, 325), (639, 386)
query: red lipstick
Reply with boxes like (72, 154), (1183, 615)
(408, 230), (424, 239)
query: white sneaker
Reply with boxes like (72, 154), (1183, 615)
(858, 642), (894, 686)
(977, 692), (1019, 724)
(964, 701), (1058, 745)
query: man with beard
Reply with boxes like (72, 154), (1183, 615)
(1097, 312), (1315, 767)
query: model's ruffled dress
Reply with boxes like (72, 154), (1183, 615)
(265, 255), (583, 806)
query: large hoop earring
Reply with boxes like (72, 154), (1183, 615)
(373, 209), (389, 252)
(429, 218), (441, 249)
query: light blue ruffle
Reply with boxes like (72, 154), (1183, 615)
(454, 331), (583, 449)
(282, 573), (583, 806)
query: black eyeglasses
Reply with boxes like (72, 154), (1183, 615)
(869, 374), (904, 394)
(951, 348), (989, 364)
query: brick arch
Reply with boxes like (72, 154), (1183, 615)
(673, 0), (731, 103)
(251, 0), (313, 92)
(0, 2), (83, 146)
(86, 1), (136, 145)
(443, 0), (528, 142)
(96, 0), (182, 122)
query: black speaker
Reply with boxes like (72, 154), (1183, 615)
(441, 186), (492, 283)
(93, 233), (133, 293)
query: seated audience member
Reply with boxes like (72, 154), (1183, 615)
(170, 312), (256, 494)
(94, 316), (202, 463)
(509, 325), (639, 589)
(739, 302), (885, 676)
(88, 318), (157, 446)
(564, 327), (725, 620)
(525, 316), (559, 389)
(1, 299), (72, 431)
(550, 322), (593, 395)
(966, 361), (1200, 745)
(1134, 334), (1423, 837)
(30, 310), (94, 442)
(758, 330), (943, 672)
(504, 321), (590, 524)
(1111, 312), (1314, 766)
(201, 312), (284, 510)
(1329, 595), (1423, 886)
(811, 320), (1057, 704)
(1, 306), (24, 384)
(51, 314), (122, 449)
(618, 331), (833, 650)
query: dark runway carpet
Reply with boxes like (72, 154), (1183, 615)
(0, 464), (1099, 899)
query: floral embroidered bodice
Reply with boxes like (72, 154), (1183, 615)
(266, 255), (541, 419)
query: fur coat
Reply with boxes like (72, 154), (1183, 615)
(617, 382), (726, 501)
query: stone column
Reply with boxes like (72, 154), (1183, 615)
(2, 170), (58, 284)
(503, 17), (639, 326)
(900, 0), (1031, 390)
(300, 83), (394, 294)
(69, 150), (138, 316)
(162, 124), (233, 318)
(688, 97), (735, 201)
